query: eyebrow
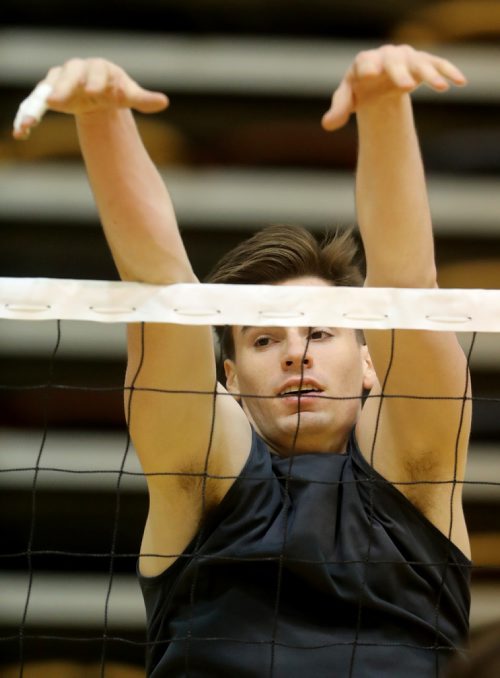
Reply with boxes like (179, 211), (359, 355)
(239, 326), (274, 337)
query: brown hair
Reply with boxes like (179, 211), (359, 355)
(205, 224), (364, 362)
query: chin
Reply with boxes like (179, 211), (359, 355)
(281, 410), (328, 433)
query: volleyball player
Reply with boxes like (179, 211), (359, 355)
(14, 45), (472, 676)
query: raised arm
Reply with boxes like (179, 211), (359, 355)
(14, 59), (191, 284)
(322, 46), (472, 554)
(13, 59), (250, 575)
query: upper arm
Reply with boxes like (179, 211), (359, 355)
(357, 327), (472, 491)
(356, 325), (472, 558)
(127, 321), (251, 576)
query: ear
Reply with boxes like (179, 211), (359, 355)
(224, 358), (241, 400)
(361, 345), (376, 391)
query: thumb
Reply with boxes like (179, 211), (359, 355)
(127, 83), (170, 114)
(321, 79), (353, 132)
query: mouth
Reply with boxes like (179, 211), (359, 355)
(278, 386), (323, 398)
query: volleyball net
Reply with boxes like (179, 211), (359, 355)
(1, 277), (500, 675)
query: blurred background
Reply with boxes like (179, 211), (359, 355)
(0, 0), (499, 675)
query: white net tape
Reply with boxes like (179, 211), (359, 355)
(1, 277), (500, 331)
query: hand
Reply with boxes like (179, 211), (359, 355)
(12, 58), (169, 140)
(322, 44), (467, 132)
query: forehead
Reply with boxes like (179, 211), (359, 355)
(233, 276), (332, 341)
(227, 276), (336, 357)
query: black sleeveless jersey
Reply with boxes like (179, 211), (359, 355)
(138, 430), (470, 677)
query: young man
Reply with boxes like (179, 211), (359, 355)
(14, 45), (472, 676)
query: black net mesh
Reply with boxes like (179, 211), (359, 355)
(0, 313), (499, 678)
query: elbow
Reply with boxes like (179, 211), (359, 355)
(365, 264), (438, 289)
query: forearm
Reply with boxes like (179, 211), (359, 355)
(356, 94), (437, 288)
(77, 108), (195, 283)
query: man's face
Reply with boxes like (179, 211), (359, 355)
(224, 277), (375, 456)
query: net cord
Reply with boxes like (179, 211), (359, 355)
(1, 278), (500, 331)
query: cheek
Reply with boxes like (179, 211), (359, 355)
(236, 357), (280, 420)
(236, 350), (276, 392)
(326, 347), (365, 391)
(238, 371), (269, 399)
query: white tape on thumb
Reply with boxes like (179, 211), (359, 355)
(13, 82), (53, 133)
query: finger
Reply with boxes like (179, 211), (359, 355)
(116, 74), (169, 113)
(13, 66), (65, 139)
(12, 81), (54, 139)
(12, 114), (39, 140)
(430, 56), (468, 86)
(353, 50), (384, 79)
(84, 58), (112, 94)
(410, 61), (450, 91)
(48, 58), (89, 104)
(382, 50), (417, 90)
(321, 78), (354, 131)
(44, 65), (64, 88)
(130, 87), (169, 113)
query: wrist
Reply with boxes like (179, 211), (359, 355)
(356, 89), (411, 114)
(76, 107), (133, 129)
(355, 92), (414, 135)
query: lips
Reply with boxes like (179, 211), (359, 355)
(277, 378), (324, 398)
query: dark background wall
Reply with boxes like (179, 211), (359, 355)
(1, 0), (499, 673)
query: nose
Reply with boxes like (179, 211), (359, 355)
(281, 331), (313, 370)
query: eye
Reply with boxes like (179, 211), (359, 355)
(254, 335), (272, 348)
(309, 328), (333, 341)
